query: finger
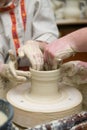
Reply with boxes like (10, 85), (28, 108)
(44, 48), (51, 63)
(29, 55), (37, 70)
(15, 75), (28, 82)
(44, 62), (49, 71)
(56, 58), (63, 68)
(55, 50), (74, 60)
(6, 71), (13, 80)
(46, 54), (54, 70)
(16, 70), (31, 79)
(43, 48), (47, 62)
(5, 70), (27, 82)
(8, 49), (16, 61)
(18, 48), (24, 58)
(40, 53), (44, 70)
(44, 45), (54, 61)
(35, 53), (44, 71)
(44, 51), (53, 70)
(9, 62), (18, 78)
(39, 59), (44, 70)
(52, 61), (58, 70)
(8, 49), (15, 56)
(21, 49), (37, 70)
(27, 52), (40, 70)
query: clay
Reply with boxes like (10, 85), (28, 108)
(7, 69), (82, 127)
(0, 111), (7, 126)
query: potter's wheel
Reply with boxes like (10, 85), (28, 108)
(7, 82), (82, 128)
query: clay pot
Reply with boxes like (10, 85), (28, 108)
(29, 68), (60, 99)
(64, 0), (81, 19)
(7, 69), (82, 127)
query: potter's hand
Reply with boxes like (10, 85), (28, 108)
(18, 40), (45, 70)
(59, 61), (87, 85)
(0, 50), (30, 83)
(44, 38), (76, 70)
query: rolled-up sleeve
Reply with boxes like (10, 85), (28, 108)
(32, 0), (59, 43)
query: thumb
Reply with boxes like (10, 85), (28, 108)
(8, 49), (16, 61)
(18, 49), (24, 58)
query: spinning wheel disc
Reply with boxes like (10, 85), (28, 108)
(7, 82), (82, 128)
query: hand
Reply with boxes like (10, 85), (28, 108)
(18, 40), (45, 70)
(0, 50), (31, 83)
(59, 61), (87, 85)
(44, 38), (76, 70)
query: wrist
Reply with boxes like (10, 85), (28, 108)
(0, 63), (8, 77)
(37, 41), (48, 51)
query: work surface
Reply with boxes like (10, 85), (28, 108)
(14, 110), (87, 130)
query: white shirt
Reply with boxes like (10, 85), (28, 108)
(0, 0), (59, 67)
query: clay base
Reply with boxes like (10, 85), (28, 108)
(7, 83), (82, 128)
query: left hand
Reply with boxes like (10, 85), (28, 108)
(18, 40), (46, 70)
(58, 61), (87, 86)
(4, 50), (31, 83)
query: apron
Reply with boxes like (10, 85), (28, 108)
(0, 0), (29, 71)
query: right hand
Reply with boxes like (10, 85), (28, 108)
(44, 38), (76, 70)
(0, 50), (31, 83)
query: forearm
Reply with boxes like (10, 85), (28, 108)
(63, 27), (87, 52)
(37, 41), (48, 51)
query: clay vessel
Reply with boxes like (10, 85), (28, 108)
(64, 0), (81, 19)
(7, 68), (82, 127)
